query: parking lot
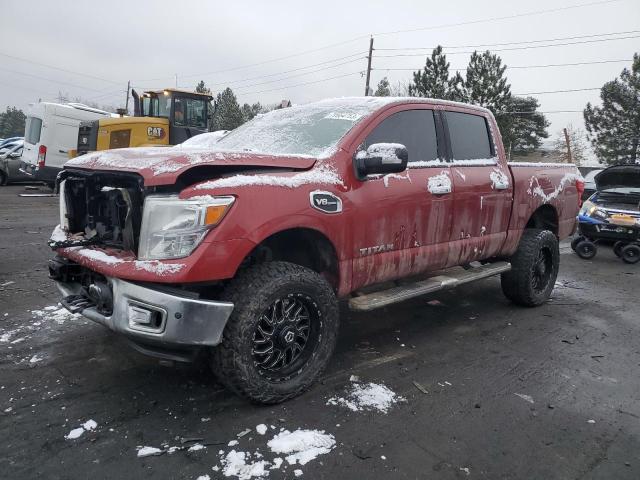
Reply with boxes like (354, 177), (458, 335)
(1, 183), (639, 479)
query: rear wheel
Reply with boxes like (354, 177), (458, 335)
(211, 261), (339, 404)
(571, 236), (585, 251)
(575, 240), (597, 260)
(501, 229), (559, 307)
(621, 244), (640, 264)
(613, 241), (626, 258)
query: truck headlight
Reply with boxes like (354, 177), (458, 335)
(138, 195), (235, 260)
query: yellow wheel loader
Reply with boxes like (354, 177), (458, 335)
(72, 88), (213, 157)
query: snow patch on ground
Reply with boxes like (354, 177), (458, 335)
(514, 393), (534, 404)
(137, 446), (163, 457)
(220, 450), (269, 479)
(65, 419), (98, 440)
(327, 381), (405, 413)
(256, 424), (268, 435)
(267, 429), (336, 466)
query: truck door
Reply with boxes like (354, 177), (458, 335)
(348, 106), (454, 291)
(444, 110), (513, 266)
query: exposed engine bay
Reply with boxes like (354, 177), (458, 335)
(53, 170), (145, 252)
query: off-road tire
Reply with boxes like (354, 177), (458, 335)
(613, 241), (626, 258)
(211, 261), (339, 404)
(501, 229), (560, 307)
(0, 171), (7, 186)
(621, 244), (640, 264)
(575, 240), (597, 260)
(571, 235), (584, 251)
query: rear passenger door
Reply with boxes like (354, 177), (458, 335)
(444, 110), (513, 266)
(349, 106), (454, 290)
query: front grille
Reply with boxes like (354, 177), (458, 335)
(59, 170), (144, 253)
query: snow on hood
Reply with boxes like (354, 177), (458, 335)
(595, 165), (640, 191)
(64, 147), (316, 186)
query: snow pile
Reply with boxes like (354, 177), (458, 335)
(31, 305), (79, 325)
(267, 429), (336, 466)
(194, 164), (343, 190)
(179, 130), (229, 148)
(65, 419), (98, 440)
(137, 446), (163, 458)
(427, 171), (451, 194)
(255, 424), (268, 435)
(327, 381), (405, 413)
(219, 450), (269, 480)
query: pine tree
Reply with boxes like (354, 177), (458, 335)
(408, 46), (456, 99)
(212, 88), (244, 131)
(0, 107), (26, 137)
(460, 50), (511, 112)
(241, 102), (263, 122)
(374, 77), (391, 96)
(495, 96), (549, 158)
(584, 53), (640, 165)
(195, 80), (212, 95)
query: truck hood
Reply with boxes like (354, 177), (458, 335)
(595, 164), (640, 191)
(64, 147), (317, 186)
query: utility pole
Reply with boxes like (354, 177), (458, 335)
(563, 127), (573, 164)
(175, 74), (178, 88)
(125, 80), (130, 114)
(364, 37), (374, 96)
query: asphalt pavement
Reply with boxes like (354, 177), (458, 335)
(1, 183), (639, 480)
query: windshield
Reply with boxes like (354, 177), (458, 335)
(214, 97), (390, 158)
(150, 95), (171, 118)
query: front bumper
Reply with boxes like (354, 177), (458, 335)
(56, 276), (234, 361)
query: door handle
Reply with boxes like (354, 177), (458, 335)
(430, 184), (451, 195)
(494, 183), (509, 190)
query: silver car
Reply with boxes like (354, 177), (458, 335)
(0, 142), (31, 185)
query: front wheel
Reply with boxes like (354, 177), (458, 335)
(501, 229), (560, 307)
(621, 244), (640, 264)
(211, 261), (339, 404)
(575, 240), (597, 259)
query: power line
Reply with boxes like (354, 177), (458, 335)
(375, 29), (640, 51)
(515, 87), (601, 95)
(0, 66), (103, 92)
(239, 71), (363, 96)
(0, 51), (122, 86)
(206, 53), (367, 89)
(373, 0), (623, 37)
(373, 58), (632, 71)
(132, 0), (623, 85)
(374, 34), (640, 57)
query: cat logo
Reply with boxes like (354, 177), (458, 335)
(147, 126), (166, 139)
(309, 190), (342, 214)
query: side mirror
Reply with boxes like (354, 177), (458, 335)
(354, 143), (408, 179)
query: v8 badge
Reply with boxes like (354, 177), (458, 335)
(310, 190), (342, 214)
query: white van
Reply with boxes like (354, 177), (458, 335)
(21, 102), (115, 186)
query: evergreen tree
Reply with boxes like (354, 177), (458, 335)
(195, 80), (212, 95)
(496, 96), (549, 158)
(212, 88), (244, 131)
(0, 107), (26, 138)
(241, 102), (263, 122)
(408, 46), (456, 99)
(584, 53), (640, 165)
(374, 77), (391, 96)
(459, 50), (511, 112)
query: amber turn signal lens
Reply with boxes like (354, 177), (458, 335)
(205, 205), (230, 225)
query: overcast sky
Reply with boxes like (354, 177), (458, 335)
(1, 0), (639, 149)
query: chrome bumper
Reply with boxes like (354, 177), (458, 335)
(57, 277), (234, 350)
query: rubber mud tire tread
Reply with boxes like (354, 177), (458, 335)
(621, 244), (640, 264)
(501, 229), (559, 307)
(575, 240), (597, 260)
(211, 261), (339, 404)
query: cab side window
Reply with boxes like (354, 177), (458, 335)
(364, 110), (439, 163)
(445, 111), (493, 160)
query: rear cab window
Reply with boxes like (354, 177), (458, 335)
(444, 111), (494, 161)
(25, 116), (43, 145)
(364, 109), (440, 165)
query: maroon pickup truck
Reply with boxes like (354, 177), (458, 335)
(49, 97), (583, 403)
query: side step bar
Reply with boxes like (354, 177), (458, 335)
(348, 261), (511, 312)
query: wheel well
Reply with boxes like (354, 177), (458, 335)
(526, 205), (559, 235)
(241, 228), (340, 291)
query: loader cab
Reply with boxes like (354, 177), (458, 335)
(137, 89), (212, 145)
